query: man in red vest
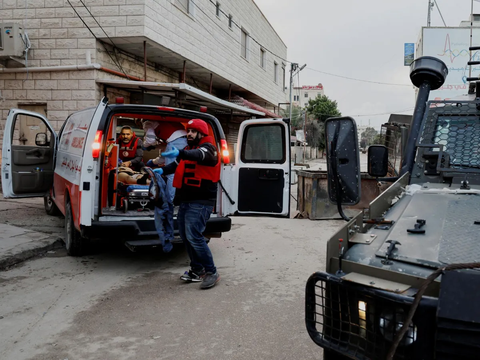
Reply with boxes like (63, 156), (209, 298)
(117, 126), (144, 171)
(153, 119), (221, 289)
(143, 121), (188, 203)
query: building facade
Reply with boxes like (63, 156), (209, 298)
(292, 83), (324, 108)
(0, 0), (288, 149)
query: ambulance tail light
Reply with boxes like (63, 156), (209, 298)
(220, 139), (230, 164)
(92, 131), (103, 158)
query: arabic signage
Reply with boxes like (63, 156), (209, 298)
(301, 84), (323, 90)
(422, 27), (480, 100)
(404, 43), (414, 66)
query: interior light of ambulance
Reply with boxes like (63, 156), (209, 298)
(200, 106), (207, 113)
(156, 106), (175, 112)
(92, 131), (103, 158)
(115, 97), (124, 104)
(220, 139), (230, 164)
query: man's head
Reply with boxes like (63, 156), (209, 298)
(186, 119), (208, 146)
(120, 126), (134, 144)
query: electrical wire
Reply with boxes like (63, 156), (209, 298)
(77, 0), (126, 74)
(206, 0), (289, 63)
(306, 67), (412, 87)
(187, 0), (286, 67)
(65, 0), (128, 77)
(433, 0), (447, 27)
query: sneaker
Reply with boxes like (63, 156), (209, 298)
(180, 269), (205, 282)
(200, 272), (220, 289)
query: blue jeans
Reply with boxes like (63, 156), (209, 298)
(177, 202), (216, 273)
(151, 172), (174, 252)
(165, 136), (188, 203)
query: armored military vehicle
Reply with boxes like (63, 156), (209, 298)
(306, 56), (480, 359)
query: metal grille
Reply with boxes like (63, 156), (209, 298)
(418, 102), (480, 171)
(306, 272), (431, 360)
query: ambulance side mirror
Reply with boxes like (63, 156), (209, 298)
(35, 133), (49, 146)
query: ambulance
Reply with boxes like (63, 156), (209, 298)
(2, 97), (291, 255)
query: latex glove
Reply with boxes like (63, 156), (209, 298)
(153, 168), (163, 175)
(118, 158), (123, 165)
(146, 159), (155, 167)
(161, 146), (179, 158)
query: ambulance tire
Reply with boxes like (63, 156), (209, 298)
(44, 193), (60, 216)
(64, 201), (85, 256)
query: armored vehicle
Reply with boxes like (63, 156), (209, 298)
(306, 56), (480, 359)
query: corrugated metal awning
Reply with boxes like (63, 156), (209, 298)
(96, 79), (265, 117)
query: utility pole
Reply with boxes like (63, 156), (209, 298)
(303, 111), (307, 163)
(288, 62), (307, 121)
(427, 0), (433, 27)
(289, 63), (298, 122)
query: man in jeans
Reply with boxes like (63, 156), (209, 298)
(153, 119), (221, 289)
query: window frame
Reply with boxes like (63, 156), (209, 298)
(241, 28), (249, 59)
(240, 123), (286, 164)
(274, 61), (278, 84)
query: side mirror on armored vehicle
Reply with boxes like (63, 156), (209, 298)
(325, 117), (361, 205)
(368, 145), (388, 177)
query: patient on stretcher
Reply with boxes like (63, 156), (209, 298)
(117, 166), (151, 185)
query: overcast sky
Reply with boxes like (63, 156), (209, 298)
(254, 0), (476, 129)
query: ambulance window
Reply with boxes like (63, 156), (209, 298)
(240, 124), (285, 163)
(11, 113), (51, 147)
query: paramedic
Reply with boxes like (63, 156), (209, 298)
(154, 119), (220, 289)
(117, 126), (144, 171)
(143, 121), (188, 203)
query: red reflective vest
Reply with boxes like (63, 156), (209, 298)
(117, 136), (139, 160)
(173, 136), (220, 189)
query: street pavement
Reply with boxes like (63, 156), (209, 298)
(0, 196), (63, 271)
(0, 154), (367, 271)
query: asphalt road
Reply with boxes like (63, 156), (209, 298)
(0, 197), (344, 360)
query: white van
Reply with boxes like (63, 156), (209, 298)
(2, 97), (291, 255)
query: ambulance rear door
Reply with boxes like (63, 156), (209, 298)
(222, 118), (291, 217)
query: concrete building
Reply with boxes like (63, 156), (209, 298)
(292, 83), (324, 108)
(0, 0), (288, 150)
(416, 14), (480, 100)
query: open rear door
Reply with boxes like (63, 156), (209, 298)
(2, 109), (58, 198)
(224, 118), (290, 217)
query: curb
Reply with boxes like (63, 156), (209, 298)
(0, 238), (64, 271)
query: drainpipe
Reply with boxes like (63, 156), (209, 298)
(0, 64), (102, 73)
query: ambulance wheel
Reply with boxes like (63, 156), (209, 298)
(44, 193), (60, 216)
(64, 201), (85, 256)
(123, 199), (128, 213)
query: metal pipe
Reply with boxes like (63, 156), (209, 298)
(0, 63), (101, 73)
(400, 81), (431, 176)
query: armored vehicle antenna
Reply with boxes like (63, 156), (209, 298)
(399, 56), (448, 177)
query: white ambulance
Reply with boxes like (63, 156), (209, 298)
(2, 97), (291, 255)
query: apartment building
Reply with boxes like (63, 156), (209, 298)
(292, 83), (324, 108)
(0, 0), (288, 147)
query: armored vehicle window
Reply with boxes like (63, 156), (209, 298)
(433, 115), (480, 168)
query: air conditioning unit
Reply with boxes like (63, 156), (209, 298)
(0, 23), (25, 59)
